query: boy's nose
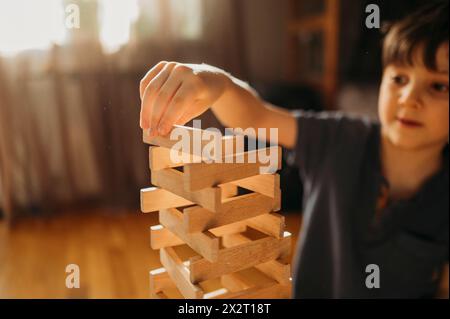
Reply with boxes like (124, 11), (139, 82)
(398, 85), (423, 109)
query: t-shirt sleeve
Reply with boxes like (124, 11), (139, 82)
(288, 110), (376, 182)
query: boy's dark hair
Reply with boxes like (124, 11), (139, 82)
(382, 1), (449, 71)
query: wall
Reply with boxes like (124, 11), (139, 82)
(241, 0), (289, 84)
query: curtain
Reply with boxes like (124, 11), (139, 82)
(0, 0), (245, 220)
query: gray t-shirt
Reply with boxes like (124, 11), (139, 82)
(290, 110), (449, 298)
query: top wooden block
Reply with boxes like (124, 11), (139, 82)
(143, 126), (240, 160)
(143, 126), (282, 174)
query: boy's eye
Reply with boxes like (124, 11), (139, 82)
(431, 82), (449, 93)
(391, 75), (408, 85)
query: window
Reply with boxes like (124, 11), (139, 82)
(169, 0), (203, 40)
(0, 0), (204, 55)
(0, 0), (66, 55)
(98, 0), (139, 53)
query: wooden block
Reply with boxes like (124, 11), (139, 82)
(143, 126), (239, 159)
(150, 222), (244, 255)
(149, 267), (173, 295)
(183, 146), (282, 191)
(149, 146), (201, 171)
(232, 173), (282, 211)
(221, 233), (291, 284)
(231, 174), (280, 199)
(159, 208), (220, 262)
(176, 210), (283, 243)
(255, 260), (291, 285)
(160, 247), (204, 299)
(150, 225), (184, 249)
(246, 213), (285, 239)
(213, 281), (291, 299)
(183, 206), (237, 234)
(274, 182), (281, 211)
(220, 183), (238, 199)
(219, 192), (279, 218)
(203, 288), (229, 299)
(149, 146), (175, 171)
(154, 206), (247, 238)
(140, 187), (192, 213)
(149, 267), (185, 299)
(151, 169), (221, 212)
(204, 267), (291, 299)
(208, 212), (285, 238)
(209, 222), (247, 237)
(164, 288), (185, 299)
(188, 231), (291, 283)
(151, 168), (279, 214)
(184, 207), (283, 239)
(220, 232), (251, 247)
(148, 135), (243, 171)
(150, 259), (290, 299)
(220, 272), (254, 293)
(183, 193), (276, 233)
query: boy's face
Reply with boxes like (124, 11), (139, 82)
(378, 43), (449, 150)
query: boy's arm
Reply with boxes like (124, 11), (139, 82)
(139, 62), (297, 149)
(212, 74), (298, 149)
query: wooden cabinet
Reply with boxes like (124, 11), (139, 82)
(286, 0), (340, 109)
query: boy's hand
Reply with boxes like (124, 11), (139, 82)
(139, 61), (230, 136)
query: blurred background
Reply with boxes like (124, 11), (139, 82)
(0, 0), (435, 298)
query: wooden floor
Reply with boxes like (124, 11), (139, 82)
(0, 208), (302, 299)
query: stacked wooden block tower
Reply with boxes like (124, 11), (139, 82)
(140, 125), (292, 299)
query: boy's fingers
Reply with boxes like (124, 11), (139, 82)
(175, 114), (192, 126)
(150, 72), (183, 135)
(139, 61), (167, 100)
(158, 82), (196, 135)
(140, 63), (176, 129)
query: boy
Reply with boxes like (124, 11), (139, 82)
(139, 2), (448, 298)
